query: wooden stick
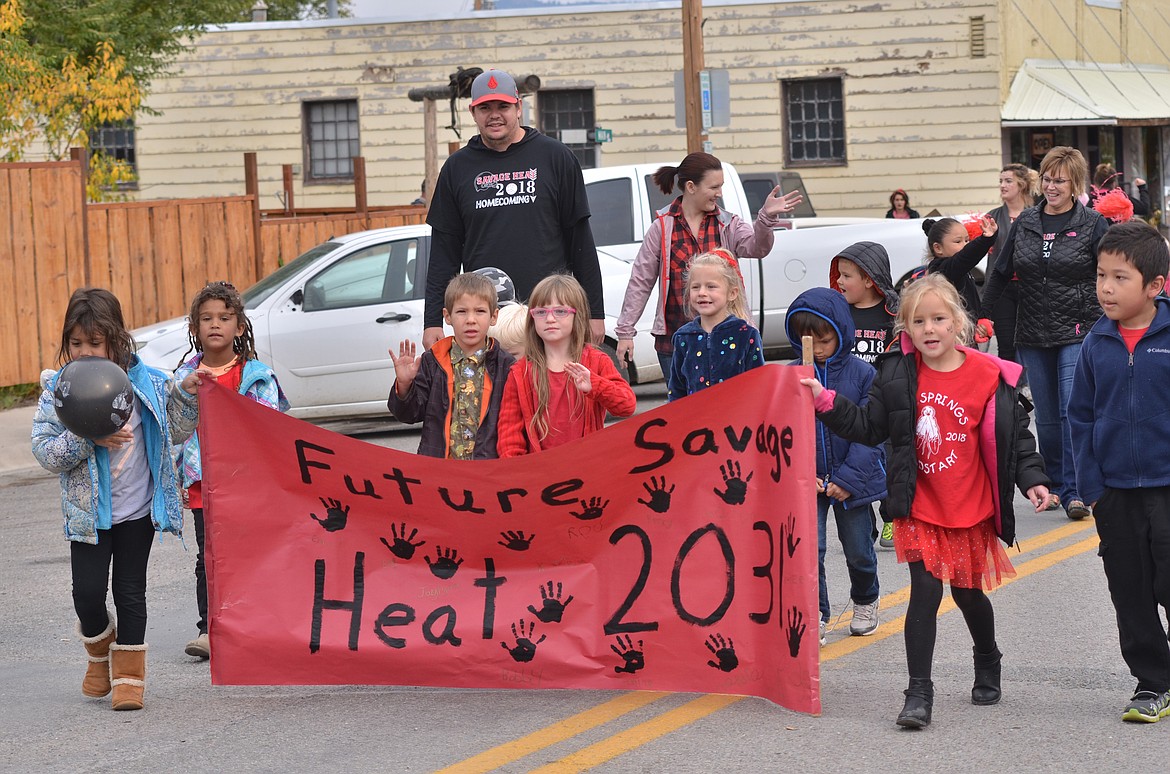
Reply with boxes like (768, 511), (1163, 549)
(801, 335), (813, 365)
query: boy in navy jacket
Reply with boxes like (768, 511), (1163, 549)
(786, 288), (886, 644)
(1069, 220), (1170, 723)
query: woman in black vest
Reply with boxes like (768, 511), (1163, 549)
(979, 147), (1109, 521)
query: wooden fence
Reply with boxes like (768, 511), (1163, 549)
(0, 156), (426, 388)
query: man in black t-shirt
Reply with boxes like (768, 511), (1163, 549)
(423, 69), (604, 349)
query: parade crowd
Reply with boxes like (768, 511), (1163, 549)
(29, 69), (1170, 729)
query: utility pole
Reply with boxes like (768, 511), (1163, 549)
(682, 0), (706, 154)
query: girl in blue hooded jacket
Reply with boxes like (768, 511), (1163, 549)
(785, 287), (885, 646)
(32, 288), (204, 712)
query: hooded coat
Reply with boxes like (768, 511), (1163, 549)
(829, 241), (901, 314)
(813, 334), (1049, 545)
(785, 287), (887, 510)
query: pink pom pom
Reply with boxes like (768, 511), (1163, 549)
(1093, 186), (1133, 223)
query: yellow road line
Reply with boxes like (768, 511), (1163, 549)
(434, 691), (671, 774)
(528, 694), (744, 773)
(441, 520), (1098, 772)
(537, 532), (1103, 772)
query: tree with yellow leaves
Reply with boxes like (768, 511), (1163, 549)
(1, 0), (139, 199)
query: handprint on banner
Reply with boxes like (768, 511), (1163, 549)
(637, 476), (675, 514)
(500, 619), (546, 663)
(527, 580), (574, 623)
(784, 513), (801, 557)
(497, 530), (534, 551)
(380, 522), (426, 560)
(570, 496), (609, 521)
(611, 634), (646, 674)
(425, 546), (464, 580)
(704, 633), (739, 672)
(786, 606), (806, 657)
(713, 459), (753, 505)
(309, 497), (349, 532)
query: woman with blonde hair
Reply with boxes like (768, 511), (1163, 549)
(979, 147), (1108, 521)
(983, 163), (1039, 364)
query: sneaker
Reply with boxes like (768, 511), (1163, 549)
(1121, 690), (1170, 723)
(879, 521), (894, 549)
(850, 598), (880, 636)
(185, 632), (210, 660)
(1066, 499), (1092, 521)
(1045, 494), (1061, 512)
(819, 620), (827, 646)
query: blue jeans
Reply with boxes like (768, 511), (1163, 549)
(1018, 343), (1081, 505)
(817, 494), (880, 622)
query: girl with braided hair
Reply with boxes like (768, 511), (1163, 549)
(174, 281), (289, 660)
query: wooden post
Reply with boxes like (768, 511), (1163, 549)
(244, 152), (264, 280)
(801, 335), (813, 366)
(423, 99), (437, 209)
(353, 156), (368, 219)
(448, 141), (461, 156)
(69, 147), (91, 285)
(682, 0), (707, 154)
(281, 164), (295, 215)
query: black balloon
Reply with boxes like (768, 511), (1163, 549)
(53, 357), (134, 440)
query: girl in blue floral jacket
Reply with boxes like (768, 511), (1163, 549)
(32, 288), (204, 711)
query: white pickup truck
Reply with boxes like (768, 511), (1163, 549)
(583, 162), (929, 383)
(133, 162), (929, 420)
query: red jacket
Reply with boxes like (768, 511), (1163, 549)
(496, 345), (636, 457)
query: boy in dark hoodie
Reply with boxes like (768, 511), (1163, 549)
(786, 288), (886, 645)
(830, 241), (901, 366)
(830, 241), (901, 547)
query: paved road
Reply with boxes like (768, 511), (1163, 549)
(2, 383), (1168, 772)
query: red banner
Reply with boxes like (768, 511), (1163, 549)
(200, 365), (820, 712)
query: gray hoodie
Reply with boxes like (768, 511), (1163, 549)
(829, 241), (901, 315)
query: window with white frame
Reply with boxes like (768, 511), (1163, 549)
(304, 100), (360, 181)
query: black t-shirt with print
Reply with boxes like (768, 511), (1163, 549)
(849, 302), (896, 365)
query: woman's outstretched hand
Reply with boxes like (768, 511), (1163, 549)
(1026, 485), (1051, 512)
(761, 186), (804, 218)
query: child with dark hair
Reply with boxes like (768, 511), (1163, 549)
(922, 216), (997, 324)
(32, 288), (204, 710)
(1069, 220), (1170, 723)
(174, 281), (289, 660)
(390, 272), (515, 459)
(785, 288), (885, 645)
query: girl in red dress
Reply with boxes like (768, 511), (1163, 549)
(802, 274), (1050, 729)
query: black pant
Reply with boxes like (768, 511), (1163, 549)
(904, 561), (998, 680)
(990, 280), (1019, 363)
(1095, 486), (1170, 693)
(193, 507), (208, 634)
(70, 515), (155, 644)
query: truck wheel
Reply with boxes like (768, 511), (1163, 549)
(602, 339), (636, 385)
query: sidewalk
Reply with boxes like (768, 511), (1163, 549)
(0, 405), (41, 477)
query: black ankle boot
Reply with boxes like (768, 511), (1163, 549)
(972, 646), (1002, 705)
(896, 677), (934, 728)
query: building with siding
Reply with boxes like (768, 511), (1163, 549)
(125, 0), (1169, 220)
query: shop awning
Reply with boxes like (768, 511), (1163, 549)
(1002, 59), (1170, 127)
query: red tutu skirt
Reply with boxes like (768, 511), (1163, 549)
(893, 516), (1016, 590)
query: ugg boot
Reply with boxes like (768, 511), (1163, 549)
(896, 677), (934, 728)
(972, 646), (1003, 705)
(109, 643), (147, 711)
(77, 616), (117, 698)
